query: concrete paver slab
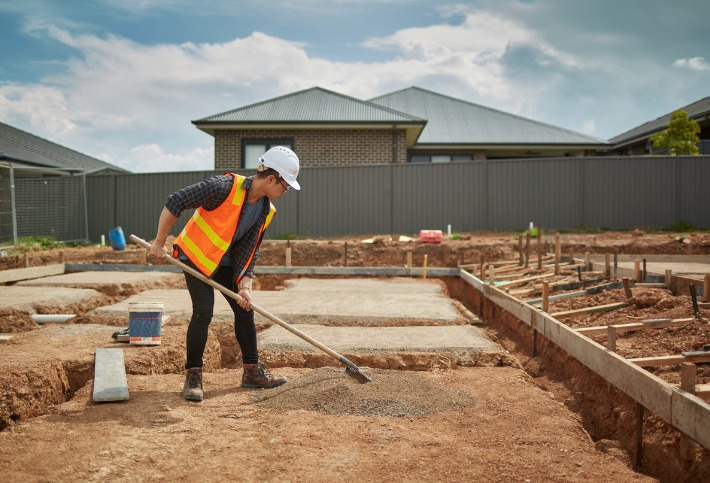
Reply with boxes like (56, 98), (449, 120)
(282, 277), (446, 294)
(0, 286), (102, 313)
(17, 271), (178, 287)
(92, 283), (466, 326)
(258, 324), (500, 353)
(257, 324), (510, 369)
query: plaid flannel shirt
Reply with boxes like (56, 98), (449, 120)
(165, 174), (270, 281)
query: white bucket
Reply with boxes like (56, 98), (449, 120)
(128, 302), (164, 346)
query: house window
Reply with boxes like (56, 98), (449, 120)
(242, 140), (294, 169)
(409, 154), (472, 163)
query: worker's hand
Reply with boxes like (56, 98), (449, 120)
(237, 288), (252, 312)
(148, 241), (168, 261)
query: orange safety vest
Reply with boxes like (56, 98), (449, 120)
(174, 174), (276, 281)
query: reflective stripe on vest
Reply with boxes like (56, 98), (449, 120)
(174, 175), (276, 277)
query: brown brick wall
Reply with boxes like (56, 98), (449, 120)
(214, 128), (408, 170)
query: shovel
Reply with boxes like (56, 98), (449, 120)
(130, 234), (372, 383)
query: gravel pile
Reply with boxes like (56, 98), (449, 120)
(251, 367), (476, 417)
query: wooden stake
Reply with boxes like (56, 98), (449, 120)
(344, 242), (348, 267)
(665, 269), (673, 294)
(285, 246), (292, 267)
(622, 277), (633, 299)
(634, 403), (644, 470)
(634, 260), (642, 283)
(518, 235), (524, 265)
(537, 230), (542, 270)
(406, 251), (413, 268)
(423, 254), (428, 279)
(59, 251), (65, 264)
(704, 274), (710, 303)
(488, 265), (495, 285)
(480, 256), (485, 278)
(642, 258), (647, 282)
(604, 253), (611, 277)
(607, 325), (617, 352)
(542, 281), (550, 313)
(690, 283), (700, 319)
(23, 252), (29, 268)
(554, 232), (561, 275)
(584, 252), (591, 271)
(679, 363), (697, 461)
(531, 311), (538, 357)
(525, 233), (531, 268)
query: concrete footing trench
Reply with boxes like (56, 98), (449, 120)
(1, 258), (709, 481)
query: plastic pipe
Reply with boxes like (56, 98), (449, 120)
(31, 314), (76, 324)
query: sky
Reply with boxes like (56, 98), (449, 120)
(1, 0), (708, 173)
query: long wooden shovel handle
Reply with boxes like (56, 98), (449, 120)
(129, 234), (345, 361)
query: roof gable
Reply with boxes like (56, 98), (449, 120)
(369, 86), (607, 146)
(0, 121), (129, 174)
(609, 96), (710, 145)
(194, 87), (425, 124)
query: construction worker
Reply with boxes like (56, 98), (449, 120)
(149, 146), (300, 401)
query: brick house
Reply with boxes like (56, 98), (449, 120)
(609, 96), (710, 155)
(192, 86), (609, 169)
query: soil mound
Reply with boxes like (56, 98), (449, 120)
(251, 367), (476, 417)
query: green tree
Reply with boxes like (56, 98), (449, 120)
(650, 109), (700, 155)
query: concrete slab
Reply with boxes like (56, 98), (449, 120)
(282, 277), (446, 294)
(257, 324), (511, 369)
(0, 286), (103, 313)
(17, 271), (179, 287)
(259, 324), (500, 352)
(92, 278), (467, 326)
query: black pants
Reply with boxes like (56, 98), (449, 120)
(184, 264), (258, 369)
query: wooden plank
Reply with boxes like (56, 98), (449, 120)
(526, 280), (624, 305)
(459, 268), (484, 292)
(0, 335), (12, 343)
(672, 389), (710, 453)
(0, 263), (65, 283)
(92, 348), (129, 402)
(485, 284), (534, 323)
(464, 270), (710, 451)
(498, 272), (555, 289)
(576, 318), (693, 337)
(629, 353), (710, 368)
(551, 301), (629, 320)
(538, 311), (674, 426)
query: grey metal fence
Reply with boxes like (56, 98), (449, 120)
(0, 167), (89, 247)
(5, 155), (710, 244)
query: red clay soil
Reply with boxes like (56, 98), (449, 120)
(1, 231), (709, 481)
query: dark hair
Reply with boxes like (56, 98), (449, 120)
(255, 167), (280, 179)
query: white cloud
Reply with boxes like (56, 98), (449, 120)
(118, 143), (214, 172)
(673, 57), (710, 71)
(3, 2), (705, 173)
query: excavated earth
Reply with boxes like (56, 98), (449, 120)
(0, 231), (709, 482)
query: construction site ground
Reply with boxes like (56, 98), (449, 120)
(1, 230), (709, 482)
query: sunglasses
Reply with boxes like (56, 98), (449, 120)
(277, 178), (290, 192)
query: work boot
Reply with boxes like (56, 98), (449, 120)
(242, 362), (287, 389)
(183, 367), (203, 401)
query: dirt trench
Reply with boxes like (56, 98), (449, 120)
(450, 284), (710, 483)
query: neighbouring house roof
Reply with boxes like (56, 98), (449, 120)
(609, 96), (710, 147)
(193, 87), (427, 146)
(195, 86), (425, 125)
(0, 121), (130, 174)
(369, 86), (608, 148)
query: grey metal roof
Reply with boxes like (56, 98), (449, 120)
(194, 87), (425, 124)
(0, 121), (130, 174)
(369, 86), (608, 146)
(609, 96), (710, 146)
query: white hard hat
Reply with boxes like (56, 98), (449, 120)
(258, 146), (301, 190)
